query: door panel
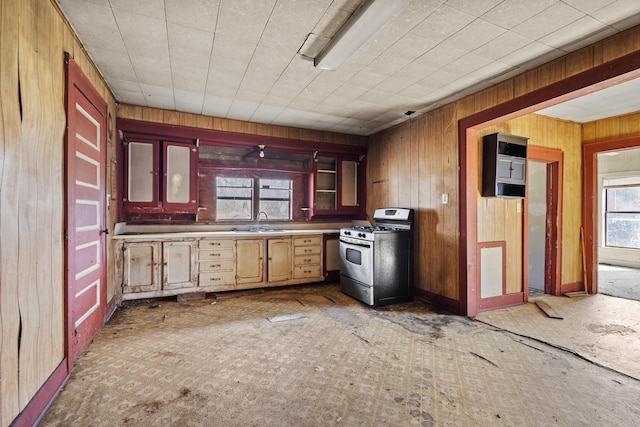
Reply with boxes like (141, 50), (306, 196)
(66, 57), (108, 365)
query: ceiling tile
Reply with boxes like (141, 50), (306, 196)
(411, 5), (476, 43)
(113, 89), (147, 106)
(57, 0), (640, 135)
(227, 99), (260, 121)
(444, 19), (507, 52)
(447, 0), (504, 17)
(540, 16), (609, 50)
(174, 90), (204, 114)
(165, 0), (219, 32)
(112, 9), (169, 59)
(512, 2), (585, 40)
(202, 94), (233, 117)
(481, 0), (557, 29)
(167, 23), (214, 69)
(216, 2), (274, 44)
(109, 0), (165, 20)
(473, 30), (532, 60)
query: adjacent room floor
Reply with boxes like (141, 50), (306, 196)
(41, 284), (640, 426)
(598, 264), (640, 301)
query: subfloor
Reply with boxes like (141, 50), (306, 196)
(42, 284), (640, 427)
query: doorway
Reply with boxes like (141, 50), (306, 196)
(524, 147), (563, 298)
(65, 55), (108, 366)
(527, 161), (547, 296)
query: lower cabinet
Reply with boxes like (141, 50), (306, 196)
(119, 233), (329, 300)
(267, 238), (292, 282)
(122, 241), (161, 293)
(163, 241), (197, 290)
(236, 239), (264, 284)
(293, 236), (323, 280)
(198, 238), (235, 291)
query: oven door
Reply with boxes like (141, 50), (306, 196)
(339, 237), (373, 285)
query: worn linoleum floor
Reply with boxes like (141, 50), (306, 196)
(42, 284), (640, 426)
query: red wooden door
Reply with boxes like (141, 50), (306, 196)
(65, 56), (108, 365)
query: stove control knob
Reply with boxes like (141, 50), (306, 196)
(358, 233), (366, 238)
(344, 231), (351, 236)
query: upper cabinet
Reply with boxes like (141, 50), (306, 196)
(313, 155), (363, 216)
(482, 132), (528, 198)
(117, 119), (366, 222)
(122, 136), (198, 216)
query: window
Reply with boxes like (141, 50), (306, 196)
(216, 177), (253, 220)
(604, 181), (640, 249)
(215, 175), (293, 221)
(259, 179), (292, 220)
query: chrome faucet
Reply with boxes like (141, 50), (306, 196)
(252, 211), (269, 231)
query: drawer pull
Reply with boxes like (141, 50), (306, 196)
(210, 264), (221, 268)
(208, 242), (221, 246)
(209, 277), (222, 281)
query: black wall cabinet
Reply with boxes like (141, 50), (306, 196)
(482, 132), (528, 198)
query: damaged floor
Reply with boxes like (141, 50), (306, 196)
(42, 284), (640, 426)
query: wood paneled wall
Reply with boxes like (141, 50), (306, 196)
(367, 25), (640, 310)
(478, 115), (583, 293)
(583, 111), (640, 142)
(0, 1), (115, 425)
(116, 105), (367, 147)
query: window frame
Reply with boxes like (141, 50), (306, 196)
(201, 168), (308, 223)
(603, 178), (640, 249)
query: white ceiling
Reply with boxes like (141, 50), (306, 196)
(56, 0), (640, 135)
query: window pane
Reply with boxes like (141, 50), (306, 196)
(606, 186), (640, 212)
(259, 179), (291, 220)
(217, 177), (253, 220)
(606, 213), (640, 248)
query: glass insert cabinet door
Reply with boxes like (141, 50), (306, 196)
(124, 139), (197, 213)
(127, 141), (156, 203)
(165, 144), (191, 204)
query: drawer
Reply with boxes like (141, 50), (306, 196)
(293, 264), (322, 279)
(293, 236), (321, 246)
(198, 239), (234, 250)
(294, 245), (321, 256)
(199, 249), (234, 261)
(294, 254), (321, 266)
(199, 271), (235, 287)
(199, 259), (235, 272)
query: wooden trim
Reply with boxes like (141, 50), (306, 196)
(414, 288), (463, 315)
(117, 118), (367, 156)
(10, 361), (69, 427)
(478, 292), (525, 312)
(583, 135), (640, 294)
(477, 240), (507, 290)
(459, 48), (640, 316)
(525, 147), (564, 297)
(561, 281), (585, 294)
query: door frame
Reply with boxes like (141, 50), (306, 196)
(64, 53), (108, 368)
(523, 147), (564, 299)
(459, 49), (640, 317)
(583, 135), (640, 294)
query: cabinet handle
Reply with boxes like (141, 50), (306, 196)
(209, 277), (221, 281)
(210, 253), (221, 256)
(210, 264), (221, 268)
(209, 242), (221, 246)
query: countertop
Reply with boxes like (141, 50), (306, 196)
(112, 228), (341, 240)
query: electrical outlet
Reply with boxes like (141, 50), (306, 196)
(442, 193), (448, 204)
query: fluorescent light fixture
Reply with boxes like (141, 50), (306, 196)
(314, 0), (409, 70)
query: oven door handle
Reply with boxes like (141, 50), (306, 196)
(340, 239), (371, 249)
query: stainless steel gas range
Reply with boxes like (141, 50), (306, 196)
(339, 208), (414, 306)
